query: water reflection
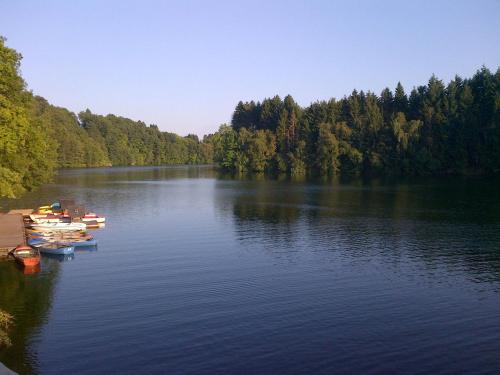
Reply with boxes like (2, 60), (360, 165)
(20, 264), (41, 275)
(40, 253), (75, 262)
(0, 165), (216, 213)
(219, 176), (500, 284)
(0, 166), (498, 374)
(0, 259), (61, 375)
(74, 246), (98, 253)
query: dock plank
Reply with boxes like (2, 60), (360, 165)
(0, 214), (26, 256)
(8, 209), (33, 215)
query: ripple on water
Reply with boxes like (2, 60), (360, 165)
(0, 168), (499, 374)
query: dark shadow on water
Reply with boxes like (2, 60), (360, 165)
(219, 174), (500, 283)
(40, 253), (75, 262)
(0, 259), (61, 375)
(0, 166), (499, 374)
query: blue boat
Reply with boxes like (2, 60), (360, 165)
(38, 243), (74, 255)
(29, 238), (97, 248)
(62, 238), (98, 247)
(27, 238), (46, 246)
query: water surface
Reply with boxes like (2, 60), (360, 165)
(1, 166), (499, 374)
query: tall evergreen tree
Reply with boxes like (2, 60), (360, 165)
(394, 82), (408, 114)
(215, 67), (499, 177)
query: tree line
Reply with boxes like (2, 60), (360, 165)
(212, 68), (499, 176)
(0, 37), (212, 198)
(1, 36), (498, 198)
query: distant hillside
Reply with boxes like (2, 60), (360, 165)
(0, 37), (213, 198)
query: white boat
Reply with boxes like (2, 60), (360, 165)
(30, 214), (105, 224)
(30, 222), (87, 231)
(81, 215), (106, 223)
(30, 215), (64, 223)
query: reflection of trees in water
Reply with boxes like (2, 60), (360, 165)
(56, 165), (217, 186)
(0, 258), (61, 375)
(223, 177), (500, 283)
(0, 165), (217, 213)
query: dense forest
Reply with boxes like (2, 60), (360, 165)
(1, 36), (499, 198)
(0, 37), (212, 198)
(213, 69), (499, 176)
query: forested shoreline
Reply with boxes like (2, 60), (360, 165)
(1, 36), (499, 198)
(0, 37), (212, 198)
(213, 68), (499, 176)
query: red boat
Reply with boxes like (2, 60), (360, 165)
(23, 264), (41, 274)
(11, 245), (41, 268)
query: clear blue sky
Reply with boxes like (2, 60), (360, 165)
(1, 0), (499, 136)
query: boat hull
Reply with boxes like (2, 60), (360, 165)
(27, 238), (46, 246)
(31, 216), (106, 224)
(66, 238), (97, 247)
(81, 217), (105, 223)
(33, 238), (98, 247)
(39, 245), (75, 255)
(30, 222), (87, 231)
(12, 246), (41, 267)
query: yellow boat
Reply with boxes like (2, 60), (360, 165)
(37, 205), (53, 214)
(36, 202), (63, 214)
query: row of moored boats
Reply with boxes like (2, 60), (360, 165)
(11, 200), (106, 269)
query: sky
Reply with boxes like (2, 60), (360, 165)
(1, 0), (499, 136)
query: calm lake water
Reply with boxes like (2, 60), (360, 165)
(0, 166), (499, 374)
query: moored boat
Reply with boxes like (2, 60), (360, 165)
(30, 214), (65, 223)
(63, 238), (97, 247)
(80, 213), (106, 223)
(36, 202), (63, 215)
(27, 238), (46, 246)
(38, 243), (75, 255)
(30, 222), (87, 231)
(25, 199), (103, 261)
(11, 245), (41, 267)
(27, 228), (87, 236)
(30, 213), (106, 224)
(30, 237), (97, 248)
(29, 232), (93, 241)
(84, 220), (105, 229)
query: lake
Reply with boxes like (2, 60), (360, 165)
(0, 166), (499, 374)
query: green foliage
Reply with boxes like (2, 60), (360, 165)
(0, 37), (56, 197)
(215, 67), (500, 176)
(0, 167), (23, 198)
(212, 124), (238, 170)
(315, 123), (339, 175)
(0, 309), (14, 347)
(30, 97), (110, 168)
(1, 35), (498, 199)
(78, 111), (211, 167)
(0, 37), (214, 198)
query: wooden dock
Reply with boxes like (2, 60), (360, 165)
(0, 214), (26, 257)
(8, 209), (33, 215)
